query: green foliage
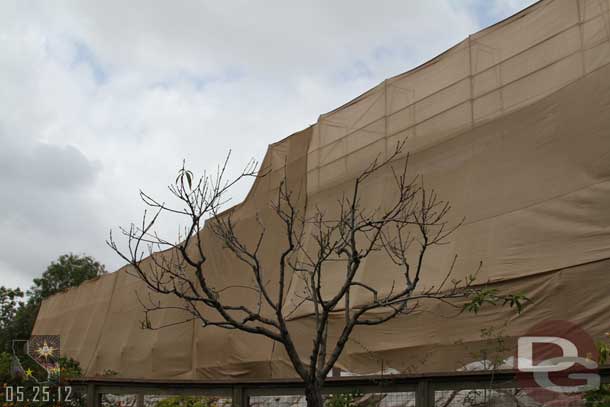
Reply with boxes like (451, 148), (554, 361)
(476, 324), (510, 370)
(585, 386), (610, 407)
(501, 293), (529, 313)
(584, 333), (610, 407)
(598, 338), (609, 365)
(57, 357), (82, 381)
(0, 287), (24, 329)
(324, 390), (363, 407)
(2, 301), (40, 353)
(176, 162), (194, 190)
(0, 254), (101, 407)
(0, 351), (12, 383)
(0, 288), (25, 352)
(463, 288), (529, 315)
(156, 396), (221, 407)
(28, 254), (106, 304)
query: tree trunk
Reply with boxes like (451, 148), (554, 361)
(304, 384), (325, 407)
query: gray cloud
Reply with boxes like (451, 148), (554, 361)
(0, 137), (100, 191)
(0, 134), (104, 288)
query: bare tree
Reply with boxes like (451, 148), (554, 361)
(108, 142), (526, 407)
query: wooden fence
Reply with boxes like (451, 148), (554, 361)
(67, 366), (610, 407)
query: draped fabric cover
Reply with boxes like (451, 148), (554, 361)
(33, 0), (610, 378)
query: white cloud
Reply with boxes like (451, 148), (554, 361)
(0, 0), (536, 289)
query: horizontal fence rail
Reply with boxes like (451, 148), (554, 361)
(67, 366), (610, 407)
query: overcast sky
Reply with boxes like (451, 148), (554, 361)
(0, 0), (537, 289)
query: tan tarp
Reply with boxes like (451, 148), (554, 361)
(33, 0), (610, 379)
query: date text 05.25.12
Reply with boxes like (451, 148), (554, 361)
(3, 386), (73, 403)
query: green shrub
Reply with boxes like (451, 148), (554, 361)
(156, 395), (221, 407)
(324, 391), (364, 407)
(584, 333), (610, 407)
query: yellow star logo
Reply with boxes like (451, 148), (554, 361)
(35, 340), (56, 359)
(25, 368), (33, 378)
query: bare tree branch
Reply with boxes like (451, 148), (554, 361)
(108, 141), (528, 406)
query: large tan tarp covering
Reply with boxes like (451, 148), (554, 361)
(33, 0), (610, 379)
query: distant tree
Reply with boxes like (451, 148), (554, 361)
(5, 300), (41, 352)
(0, 286), (24, 330)
(0, 254), (106, 353)
(28, 254), (107, 304)
(109, 145), (527, 407)
(0, 287), (24, 352)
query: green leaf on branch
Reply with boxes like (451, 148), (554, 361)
(176, 163), (194, 190)
(463, 289), (529, 314)
(463, 288), (499, 314)
(502, 293), (529, 313)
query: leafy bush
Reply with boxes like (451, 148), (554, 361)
(0, 351), (12, 383)
(324, 390), (364, 407)
(584, 333), (610, 407)
(156, 396), (222, 407)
